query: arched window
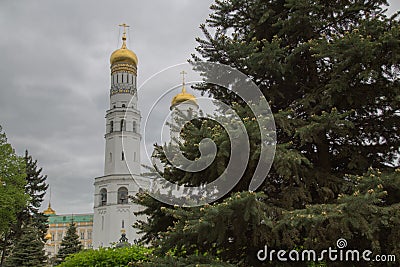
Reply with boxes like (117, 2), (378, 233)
(117, 187), (128, 204)
(132, 121), (136, 132)
(110, 121), (114, 133)
(121, 151), (125, 160)
(122, 220), (125, 229)
(109, 152), (112, 163)
(122, 104), (126, 108)
(120, 119), (125, 131)
(100, 188), (107, 206)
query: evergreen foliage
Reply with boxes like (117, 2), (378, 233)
(154, 169), (400, 265)
(135, 0), (400, 266)
(136, 254), (236, 267)
(5, 225), (46, 267)
(56, 222), (82, 264)
(191, 0), (400, 206)
(2, 150), (49, 265)
(0, 126), (27, 237)
(0, 126), (28, 265)
(58, 246), (152, 267)
(13, 150), (48, 242)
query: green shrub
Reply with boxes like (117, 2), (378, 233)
(58, 245), (152, 267)
(134, 254), (235, 267)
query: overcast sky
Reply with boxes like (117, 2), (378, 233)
(0, 1), (399, 215)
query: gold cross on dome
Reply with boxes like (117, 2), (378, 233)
(118, 23), (130, 35)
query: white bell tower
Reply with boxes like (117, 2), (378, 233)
(93, 24), (143, 248)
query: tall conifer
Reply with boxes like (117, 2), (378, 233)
(135, 0), (400, 265)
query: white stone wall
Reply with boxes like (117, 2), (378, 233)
(92, 175), (148, 248)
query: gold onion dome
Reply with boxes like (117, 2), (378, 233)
(45, 232), (52, 240)
(43, 202), (56, 215)
(171, 86), (197, 107)
(110, 25), (138, 66)
(171, 71), (197, 108)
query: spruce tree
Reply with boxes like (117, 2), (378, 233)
(190, 0), (400, 205)
(135, 0), (400, 266)
(156, 169), (400, 266)
(2, 151), (49, 266)
(56, 222), (82, 264)
(6, 225), (46, 267)
(14, 150), (49, 241)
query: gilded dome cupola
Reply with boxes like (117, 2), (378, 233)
(110, 23), (138, 66)
(171, 71), (197, 109)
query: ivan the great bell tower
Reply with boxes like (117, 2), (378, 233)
(93, 24), (143, 248)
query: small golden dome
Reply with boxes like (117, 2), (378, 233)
(171, 71), (197, 109)
(110, 27), (138, 66)
(45, 232), (52, 240)
(171, 86), (197, 108)
(43, 202), (55, 215)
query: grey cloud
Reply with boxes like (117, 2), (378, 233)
(0, 0), (213, 214)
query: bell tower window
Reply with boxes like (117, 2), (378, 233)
(100, 188), (107, 206)
(120, 119), (126, 131)
(117, 187), (128, 204)
(132, 121), (136, 132)
(121, 151), (125, 160)
(110, 121), (114, 133)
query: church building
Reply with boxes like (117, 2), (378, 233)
(92, 24), (146, 248)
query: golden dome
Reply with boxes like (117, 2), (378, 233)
(171, 71), (197, 109)
(171, 86), (197, 108)
(45, 232), (52, 240)
(110, 28), (138, 66)
(43, 202), (55, 215)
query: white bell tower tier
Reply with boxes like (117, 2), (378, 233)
(93, 25), (147, 248)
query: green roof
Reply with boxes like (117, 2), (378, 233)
(47, 214), (93, 224)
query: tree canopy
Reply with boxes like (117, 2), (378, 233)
(56, 222), (82, 265)
(0, 127), (27, 237)
(5, 224), (46, 267)
(135, 0), (399, 266)
(0, 126), (28, 265)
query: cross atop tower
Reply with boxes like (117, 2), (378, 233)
(180, 70), (187, 93)
(119, 23), (130, 35)
(118, 23), (130, 48)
